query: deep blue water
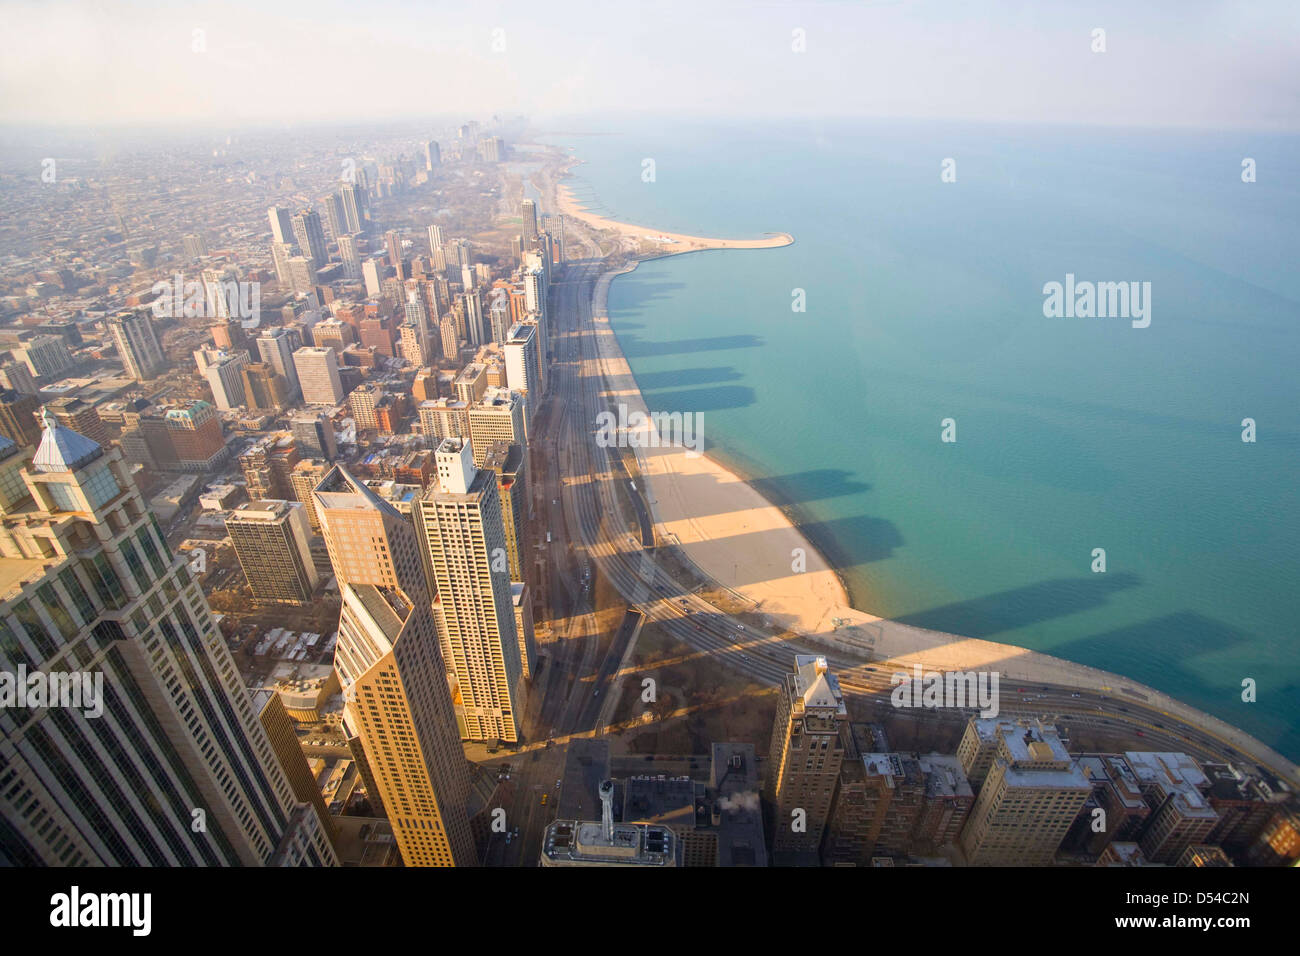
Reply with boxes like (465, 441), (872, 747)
(547, 119), (1300, 760)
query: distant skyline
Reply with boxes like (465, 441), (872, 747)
(1, 0), (1298, 130)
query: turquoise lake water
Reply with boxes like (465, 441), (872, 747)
(546, 119), (1300, 760)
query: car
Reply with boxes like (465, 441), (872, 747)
(737, 624), (745, 631)
(1070, 692), (1081, 698)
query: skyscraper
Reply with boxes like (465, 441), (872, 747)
(204, 349), (251, 410)
(337, 233), (363, 282)
(294, 347), (344, 406)
(768, 655), (847, 858)
(425, 140), (441, 169)
(109, 309), (165, 382)
(241, 362), (290, 413)
(0, 418), (336, 865)
(0, 389), (41, 448)
(226, 500), (319, 605)
(268, 205), (296, 246)
(414, 438), (525, 744)
(959, 718), (1092, 866)
(504, 321), (542, 400)
(313, 467), (475, 866)
(257, 327), (303, 399)
(467, 387), (527, 465)
(291, 209), (328, 269)
(338, 183), (366, 235)
(521, 198), (539, 240)
(320, 191), (346, 242)
(290, 412), (337, 461)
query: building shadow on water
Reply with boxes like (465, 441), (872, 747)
(618, 333), (765, 358)
(892, 573), (1141, 637)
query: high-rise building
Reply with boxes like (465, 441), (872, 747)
(414, 437), (525, 744)
(481, 440), (529, 581)
(338, 183), (366, 235)
(271, 240), (296, 286)
(239, 433), (300, 501)
(293, 347), (344, 405)
(337, 233), (363, 282)
(0, 388), (41, 448)
(204, 349), (251, 410)
(108, 309), (165, 382)
(287, 256), (319, 295)
(290, 412), (337, 461)
(291, 209), (328, 269)
(418, 398), (469, 444)
(313, 467), (475, 866)
(17, 335), (74, 381)
(241, 362), (290, 413)
(425, 140), (441, 169)
(1125, 751), (1219, 865)
(0, 417), (336, 865)
(504, 321), (542, 400)
(210, 318), (248, 352)
(0, 361), (38, 396)
(257, 327), (303, 400)
(348, 384), (382, 432)
(226, 499), (319, 604)
(521, 199), (539, 240)
(362, 258), (385, 298)
(290, 458), (331, 531)
(320, 191), (346, 242)
(45, 397), (109, 447)
(467, 387), (527, 465)
(439, 314), (459, 362)
(768, 655), (847, 858)
(268, 205), (296, 245)
(960, 718), (1092, 865)
(137, 401), (229, 473)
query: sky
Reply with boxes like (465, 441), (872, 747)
(0, 0), (1297, 130)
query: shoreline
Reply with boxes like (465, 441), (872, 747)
(585, 258), (1299, 785)
(539, 148), (1299, 782)
(554, 160), (793, 251)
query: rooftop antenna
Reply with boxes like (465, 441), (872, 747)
(599, 779), (615, 843)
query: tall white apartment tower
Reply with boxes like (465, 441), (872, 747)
(415, 438), (525, 744)
(108, 308), (165, 382)
(0, 422), (336, 866)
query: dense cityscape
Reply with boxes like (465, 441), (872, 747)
(0, 118), (1293, 877)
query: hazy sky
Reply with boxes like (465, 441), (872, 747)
(1, 0), (1297, 129)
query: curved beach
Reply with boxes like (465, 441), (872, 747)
(555, 174), (792, 251)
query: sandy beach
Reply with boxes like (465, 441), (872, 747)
(555, 169), (792, 251)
